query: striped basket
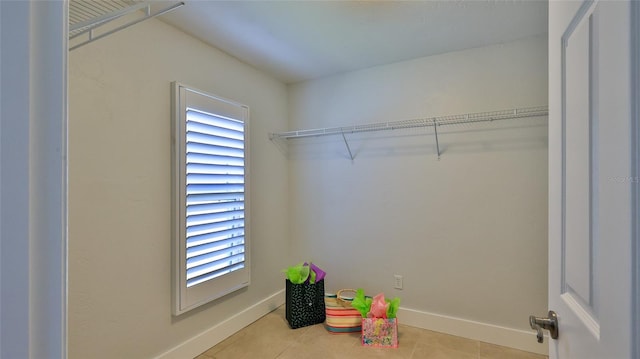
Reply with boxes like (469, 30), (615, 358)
(324, 289), (363, 334)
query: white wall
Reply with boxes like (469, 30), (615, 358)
(69, 18), (289, 359)
(288, 35), (548, 350)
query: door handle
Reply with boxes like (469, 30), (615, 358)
(529, 310), (559, 343)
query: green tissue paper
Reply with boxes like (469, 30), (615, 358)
(284, 263), (310, 284)
(386, 297), (400, 319)
(351, 289), (373, 318)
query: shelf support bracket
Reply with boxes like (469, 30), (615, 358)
(433, 119), (441, 159)
(341, 131), (355, 160)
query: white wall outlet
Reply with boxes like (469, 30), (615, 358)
(394, 274), (403, 289)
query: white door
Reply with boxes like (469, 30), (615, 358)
(547, 0), (638, 358)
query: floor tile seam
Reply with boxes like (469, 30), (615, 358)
(406, 339), (419, 359)
(413, 340), (482, 358)
(272, 328), (307, 359)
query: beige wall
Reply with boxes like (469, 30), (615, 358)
(69, 18), (289, 358)
(70, 17), (548, 357)
(288, 35), (548, 332)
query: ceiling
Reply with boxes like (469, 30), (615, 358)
(161, 1), (548, 84)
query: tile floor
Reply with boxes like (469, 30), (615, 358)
(195, 306), (548, 359)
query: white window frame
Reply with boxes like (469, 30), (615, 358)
(172, 82), (250, 315)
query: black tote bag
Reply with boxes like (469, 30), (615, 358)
(285, 279), (326, 329)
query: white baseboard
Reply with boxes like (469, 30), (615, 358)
(154, 290), (286, 359)
(154, 294), (547, 358)
(397, 307), (549, 356)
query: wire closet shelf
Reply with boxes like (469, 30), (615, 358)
(68, 0), (184, 51)
(269, 105), (548, 160)
(270, 106), (548, 140)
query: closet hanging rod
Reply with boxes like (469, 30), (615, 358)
(269, 105), (548, 140)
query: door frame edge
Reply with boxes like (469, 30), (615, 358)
(632, 1), (640, 357)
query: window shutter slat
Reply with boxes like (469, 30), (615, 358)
(186, 153), (244, 167)
(187, 142), (244, 158)
(186, 244), (246, 268)
(187, 201), (244, 216)
(186, 174), (245, 185)
(186, 263), (245, 287)
(186, 229), (244, 248)
(187, 163), (244, 175)
(186, 252), (245, 279)
(186, 184), (244, 195)
(187, 193), (244, 205)
(186, 109), (244, 132)
(187, 131), (244, 149)
(186, 217), (244, 237)
(186, 210), (244, 227)
(187, 121), (243, 141)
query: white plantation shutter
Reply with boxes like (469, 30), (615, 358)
(173, 83), (250, 315)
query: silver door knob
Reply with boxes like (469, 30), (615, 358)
(529, 310), (559, 343)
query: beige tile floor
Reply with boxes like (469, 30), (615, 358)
(195, 306), (548, 359)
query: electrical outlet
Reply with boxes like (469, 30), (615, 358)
(394, 274), (403, 289)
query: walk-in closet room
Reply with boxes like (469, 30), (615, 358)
(68, 2), (548, 357)
(3, 1), (638, 358)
